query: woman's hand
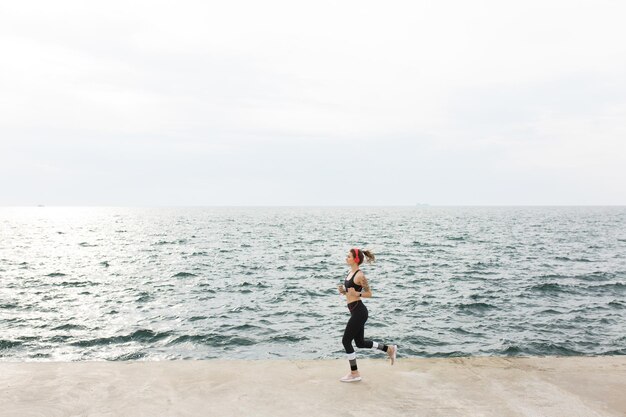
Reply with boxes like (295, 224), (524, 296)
(338, 285), (346, 295)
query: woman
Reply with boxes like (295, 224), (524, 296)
(337, 248), (397, 382)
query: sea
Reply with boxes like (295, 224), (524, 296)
(1, 206), (625, 361)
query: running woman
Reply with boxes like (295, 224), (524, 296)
(337, 248), (397, 382)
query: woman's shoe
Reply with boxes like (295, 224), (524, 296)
(339, 373), (362, 383)
(389, 345), (397, 365)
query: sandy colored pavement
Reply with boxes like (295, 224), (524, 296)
(1, 356), (625, 417)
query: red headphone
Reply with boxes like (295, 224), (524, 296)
(353, 248), (360, 264)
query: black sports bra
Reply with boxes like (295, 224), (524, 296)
(344, 269), (363, 292)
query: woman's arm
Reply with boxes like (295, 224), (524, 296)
(355, 273), (372, 298)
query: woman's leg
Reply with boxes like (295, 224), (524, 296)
(342, 315), (360, 372)
(354, 322), (390, 352)
(352, 305), (397, 363)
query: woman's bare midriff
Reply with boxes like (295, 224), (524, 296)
(344, 294), (361, 304)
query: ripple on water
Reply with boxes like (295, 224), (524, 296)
(0, 340), (23, 350)
(527, 282), (578, 295)
(71, 330), (173, 348)
(51, 324), (87, 331)
(113, 351), (147, 360)
(54, 281), (100, 288)
(456, 302), (497, 312)
(555, 256), (593, 262)
(168, 334), (256, 347)
(172, 272), (197, 278)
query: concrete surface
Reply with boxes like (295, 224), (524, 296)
(1, 356), (625, 416)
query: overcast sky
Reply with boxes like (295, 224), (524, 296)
(1, 0), (625, 206)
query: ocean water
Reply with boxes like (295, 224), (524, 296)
(0, 206), (625, 362)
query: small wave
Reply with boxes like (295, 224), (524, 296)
(54, 281), (99, 288)
(555, 256), (593, 262)
(226, 324), (262, 332)
(113, 351), (147, 361)
(589, 282), (626, 293)
(469, 261), (498, 269)
(100, 261), (110, 267)
(575, 271), (615, 282)
(271, 334), (307, 343)
(172, 272), (197, 278)
(403, 335), (447, 346)
(457, 302), (497, 310)
(79, 242), (98, 247)
(306, 239), (325, 244)
(240, 281), (270, 288)
(191, 251), (208, 256)
(501, 345), (522, 355)
(304, 289), (328, 297)
(529, 342), (584, 356)
(294, 265), (318, 271)
(469, 293), (496, 301)
(51, 324), (87, 331)
(225, 304), (260, 313)
(153, 239), (187, 246)
(0, 339), (22, 350)
(539, 308), (563, 315)
(602, 348), (626, 355)
(528, 283), (574, 294)
(501, 340), (585, 356)
(71, 330), (172, 347)
(0, 302), (19, 310)
(46, 272), (66, 277)
(47, 335), (72, 343)
(429, 350), (466, 358)
(136, 292), (152, 303)
(197, 284), (216, 293)
(169, 334), (256, 347)
(608, 300), (625, 309)
(451, 327), (485, 336)
(28, 353), (52, 359)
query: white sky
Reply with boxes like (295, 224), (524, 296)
(1, 0), (625, 205)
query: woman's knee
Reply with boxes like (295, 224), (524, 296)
(342, 335), (354, 352)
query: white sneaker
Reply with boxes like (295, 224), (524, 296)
(389, 345), (397, 365)
(339, 373), (362, 383)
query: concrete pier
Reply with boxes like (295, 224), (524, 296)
(1, 356), (625, 416)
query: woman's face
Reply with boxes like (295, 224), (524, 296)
(346, 251), (355, 265)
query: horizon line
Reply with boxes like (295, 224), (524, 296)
(2, 204), (626, 208)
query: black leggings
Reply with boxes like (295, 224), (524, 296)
(342, 301), (388, 371)
(342, 301), (372, 353)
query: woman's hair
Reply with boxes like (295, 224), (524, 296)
(351, 248), (375, 265)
